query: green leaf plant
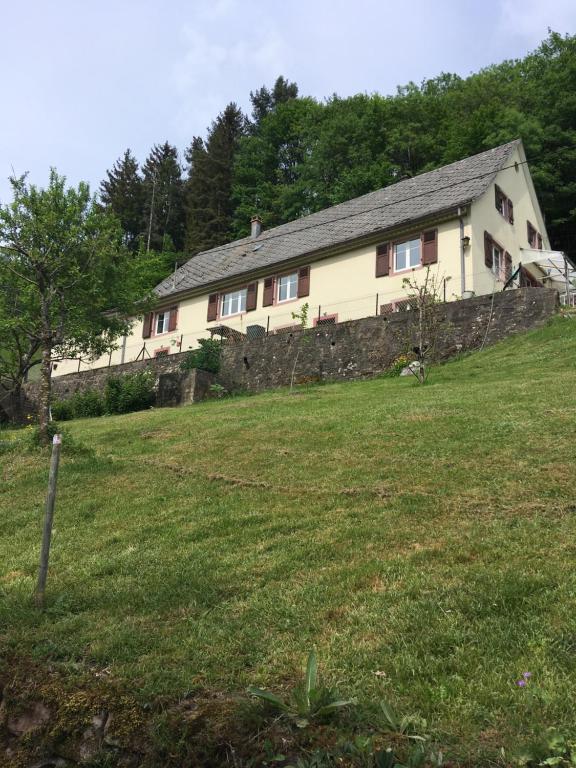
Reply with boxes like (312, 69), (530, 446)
(247, 649), (354, 728)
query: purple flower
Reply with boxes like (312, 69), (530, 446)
(516, 680), (526, 687)
(522, 672), (532, 679)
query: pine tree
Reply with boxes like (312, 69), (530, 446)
(250, 75), (298, 128)
(184, 103), (246, 254)
(100, 149), (144, 251)
(141, 142), (185, 253)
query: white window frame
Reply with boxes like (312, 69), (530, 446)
(394, 238), (421, 273)
(220, 288), (247, 318)
(155, 310), (170, 335)
(277, 272), (298, 303)
(492, 244), (504, 280)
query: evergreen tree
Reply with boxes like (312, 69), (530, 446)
(250, 76), (299, 128)
(100, 149), (144, 251)
(184, 103), (246, 254)
(141, 142), (185, 253)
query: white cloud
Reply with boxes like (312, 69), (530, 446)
(498, 0), (576, 45)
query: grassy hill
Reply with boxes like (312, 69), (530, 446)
(2, 316), (576, 765)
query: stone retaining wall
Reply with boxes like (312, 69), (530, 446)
(20, 288), (558, 417)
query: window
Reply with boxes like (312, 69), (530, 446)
(277, 272), (298, 302)
(221, 288), (247, 317)
(154, 347), (169, 358)
(527, 221), (542, 249)
(495, 185), (514, 223)
(492, 244), (504, 279)
(394, 238), (421, 272)
(155, 310), (170, 334)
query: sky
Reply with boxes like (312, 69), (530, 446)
(1, 0), (575, 203)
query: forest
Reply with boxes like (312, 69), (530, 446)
(99, 31), (576, 283)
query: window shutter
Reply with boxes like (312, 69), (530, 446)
(297, 266), (310, 297)
(537, 233), (543, 250)
(207, 293), (218, 322)
(246, 281), (258, 311)
(375, 243), (390, 277)
(421, 229), (438, 265)
(504, 251), (512, 281)
(142, 312), (153, 339)
(508, 200), (514, 224)
(484, 231), (493, 268)
(380, 302), (394, 315)
(168, 306), (178, 332)
(263, 277), (275, 306)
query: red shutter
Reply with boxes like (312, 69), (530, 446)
(375, 243), (390, 277)
(246, 281), (258, 311)
(263, 277), (275, 306)
(504, 251), (512, 281)
(207, 293), (218, 322)
(484, 231), (493, 268)
(380, 302), (394, 315)
(142, 312), (153, 339)
(297, 266), (310, 297)
(508, 199), (514, 224)
(537, 233), (543, 250)
(168, 306), (178, 332)
(421, 229), (438, 265)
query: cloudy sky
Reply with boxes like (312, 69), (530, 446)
(1, 0), (575, 202)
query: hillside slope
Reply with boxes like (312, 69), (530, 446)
(2, 316), (576, 763)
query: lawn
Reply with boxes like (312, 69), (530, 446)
(1, 316), (576, 764)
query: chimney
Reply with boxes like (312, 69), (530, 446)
(251, 215), (262, 238)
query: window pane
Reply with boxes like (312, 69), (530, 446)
(408, 239), (420, 267)
(395, 242), (407, 271)
(278, 273), (297, 301)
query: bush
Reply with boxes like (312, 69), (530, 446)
(72, 389), (104, 418)
(51, 399), (75, 421)
(180, 338), (221, 374)
(51, 389), (104, 421)
(104, 371), (155, 415)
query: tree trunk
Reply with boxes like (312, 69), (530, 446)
(38, 344), (52, 445)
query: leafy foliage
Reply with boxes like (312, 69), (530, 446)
(104, 371), (155, 415)
(247, 649), (353, 728)
(179, 338), (221, 374)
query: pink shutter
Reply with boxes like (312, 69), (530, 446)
(297, 266), (310, 297)
(168, 306), (178, 332)
(207, 293), (218, 322)
(421, 229), (438, 265)
(246, 281), (258, 311)
(375, 243), (390, 277)
(508, 199), (514, 224)
(537, 233), (543, 250)
(142, 312), (153, 339)
(380, 302), (394, 315)
(504, 251), (512, 281)
(263, 277), (275, 306)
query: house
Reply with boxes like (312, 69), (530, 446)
(53, 139), (557, 377)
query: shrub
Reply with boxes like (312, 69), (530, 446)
(51, 399), (74, 421)
(180, 338), (221, 374)
(71, 389), (104, 418)
(104, 371), (155, 414)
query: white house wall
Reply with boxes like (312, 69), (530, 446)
(469, 144), (550, 297)
(53, 218), (466, 377)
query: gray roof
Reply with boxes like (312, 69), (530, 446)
(156, 140), (520, 299)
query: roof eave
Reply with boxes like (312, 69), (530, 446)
(153, 204), (468, 306)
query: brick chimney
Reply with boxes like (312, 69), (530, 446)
(251, 215), (262, 238)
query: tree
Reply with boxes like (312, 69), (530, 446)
(0, 171), (149, 443)
(184, 103), (246, 253)
(250, 75), (299, 128)
(99, 149), (144, 251)
(141, 142), (185, 252)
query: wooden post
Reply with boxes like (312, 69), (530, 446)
(34, 434), (62, 608)
(375, 293), (379, 316)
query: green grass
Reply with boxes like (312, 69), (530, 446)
(2, 316), (576, 762)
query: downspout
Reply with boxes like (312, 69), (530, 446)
(458, 206), (466, 295)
